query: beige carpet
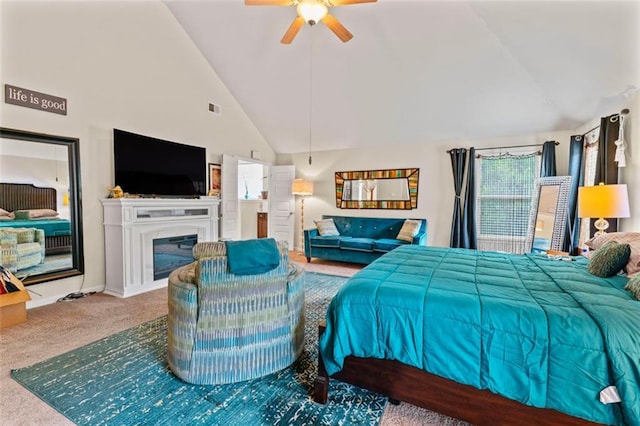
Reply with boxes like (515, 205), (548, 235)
(0, 253), (468, 426)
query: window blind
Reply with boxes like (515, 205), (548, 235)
(476, 153), (539, 254)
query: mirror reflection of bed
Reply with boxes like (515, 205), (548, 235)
(0, 129), (83, 284)
(0, 184), (73, 278)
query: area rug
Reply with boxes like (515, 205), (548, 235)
(11, 272), (387, 425)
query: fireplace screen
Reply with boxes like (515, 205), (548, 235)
(153, 234), (197, 280)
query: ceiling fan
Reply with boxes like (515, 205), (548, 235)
(245, 0), (377, 44)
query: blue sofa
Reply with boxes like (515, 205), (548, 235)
(304, 215), (427, 265)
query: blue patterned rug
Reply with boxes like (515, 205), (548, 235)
(11, 272), (386, 425)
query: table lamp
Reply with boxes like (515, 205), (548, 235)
(578, 183), (630, 237)
(292, 178), (313, 251)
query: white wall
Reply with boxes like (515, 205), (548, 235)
(279, 130), (572, 249)
(1, 1), (274, 306)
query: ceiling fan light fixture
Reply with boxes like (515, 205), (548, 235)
(297, 1), (328, 25)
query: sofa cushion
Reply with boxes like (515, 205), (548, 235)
(340, 237), (375, 252)
(309, 235), (345, 248)
(374, 238), (408, 253)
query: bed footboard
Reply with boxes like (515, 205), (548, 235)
(314, 323), (600, 426)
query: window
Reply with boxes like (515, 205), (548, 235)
(476, 153), (540, 254)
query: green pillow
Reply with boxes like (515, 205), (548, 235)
(587, 240), (631, 278)
(625, 275), (640, 300)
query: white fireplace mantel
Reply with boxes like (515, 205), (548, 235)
(102, 198), (220, 298)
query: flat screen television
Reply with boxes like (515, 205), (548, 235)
(113, 129), (206, 197)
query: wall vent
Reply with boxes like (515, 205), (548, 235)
(208, 102), (221, 115)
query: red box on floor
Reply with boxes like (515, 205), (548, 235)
(0, 277), (31, 328)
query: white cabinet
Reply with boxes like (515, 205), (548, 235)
(102, 198), (220, 298)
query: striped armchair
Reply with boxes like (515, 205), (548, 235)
(167, 240), (305, 385)
(0, 227), (45, 273)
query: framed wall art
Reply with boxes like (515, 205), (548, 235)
(208, 163), (221, 197)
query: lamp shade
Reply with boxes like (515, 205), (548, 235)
(291, 178), (313, 196)
(578, 184), (630, 218)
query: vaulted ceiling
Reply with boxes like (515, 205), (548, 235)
(166, 0), (640, 154)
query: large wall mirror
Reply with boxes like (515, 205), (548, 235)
(525, 176), (572, 253)
(0, 128), (84, 285)
(335, 168), (419, 209)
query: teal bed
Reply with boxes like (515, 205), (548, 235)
(314, 245), (639, 425)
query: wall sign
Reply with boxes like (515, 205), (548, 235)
(4, 84), (67, 115)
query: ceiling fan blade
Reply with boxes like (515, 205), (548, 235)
(321, 14), (353, 43)
(328, 0), (377, 5)
(281, 17), (305, 44)
(245, 0), (294, 5)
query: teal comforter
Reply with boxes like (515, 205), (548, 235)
(319, 246), (640, 425)
(0, 219), (71, 237)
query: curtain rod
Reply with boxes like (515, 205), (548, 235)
(581, 109), (630, 137)
(446, 141), (558, 154)
(582, 125), (600, 137)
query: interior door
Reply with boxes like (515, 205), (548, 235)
(221, 154), (239, 240)
(268, 165), (295, 249)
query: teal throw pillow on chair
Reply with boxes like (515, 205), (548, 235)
(587, 240), (631, 278)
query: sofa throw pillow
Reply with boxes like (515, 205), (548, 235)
(314, 219), (340, 236)
(587, 240), (631, 278)
(585, 231), (640, 276)
(624, 274), (640, 300)
(397, 219), (422, 243)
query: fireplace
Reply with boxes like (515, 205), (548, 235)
(153, 234), (197, 280)
(102, 198), (220, 298)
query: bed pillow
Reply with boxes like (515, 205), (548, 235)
(587, 240), (631, 278)
(0, 208), (14, 220)
(14, 209), (59, 220)
(314, 218), (340, 236)
(585, 232), (640, 277)
(625, 275), (640, 300)
(397, 219), (422, 243)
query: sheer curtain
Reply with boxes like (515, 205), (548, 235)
(578, 129), (600, 247)
(476, 152), (540, 254)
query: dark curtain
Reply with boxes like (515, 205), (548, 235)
(564, 135), (584, 254)
(449, 149), (467, 248)
(592, 114), (621, 234)
(540, 141), (557, 177)
(462, 147), (477, 249)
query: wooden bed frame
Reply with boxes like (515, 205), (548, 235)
(314, 323), (601, 426)
(0, 183), (72, 255)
